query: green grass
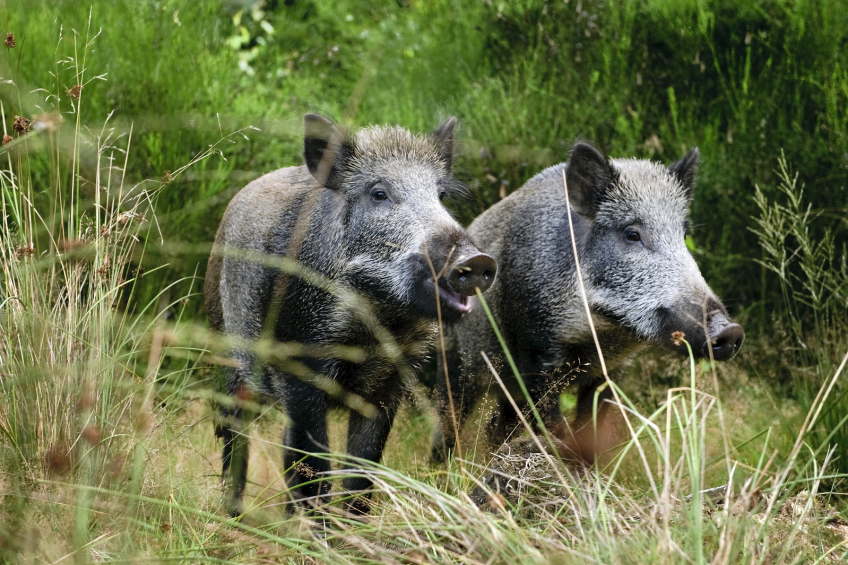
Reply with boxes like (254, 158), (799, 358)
(1, 1), (847, 563)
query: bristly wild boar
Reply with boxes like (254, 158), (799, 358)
(432, 142), (743, 463)
(205, 114), (496, 516)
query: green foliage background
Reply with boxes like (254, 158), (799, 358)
(12, 0), (848, 315)
(13, 0), (848, 320)
(5, 0), (846, 416)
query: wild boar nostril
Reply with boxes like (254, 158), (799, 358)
(708, 323), (745, 361)
(447, 253), (497, 296)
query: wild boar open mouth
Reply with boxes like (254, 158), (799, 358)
(424, 277), (471, 315)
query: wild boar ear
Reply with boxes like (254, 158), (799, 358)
(303, 113), (354, 190)
(668, 147), (700, 199)
(431, 116), (458, 174)
(565, 142), (615, 218)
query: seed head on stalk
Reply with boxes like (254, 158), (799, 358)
(13, 115), (30, 135)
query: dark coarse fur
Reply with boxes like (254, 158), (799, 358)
(433, 142), (743, 464)
(206, 114), (492, 516)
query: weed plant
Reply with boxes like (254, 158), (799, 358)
(751, 154), (848, 476)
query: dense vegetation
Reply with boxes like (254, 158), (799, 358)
(1, 0), (846, 562)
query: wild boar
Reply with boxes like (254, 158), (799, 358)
(206, 114), (496, 515)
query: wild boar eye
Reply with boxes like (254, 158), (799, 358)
(624, 228), (641, 243)
(371, 189), (389, 202)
